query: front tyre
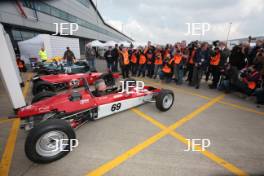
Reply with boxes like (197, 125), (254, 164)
(25, 119), (76, 164)
(155, 89), (174, 111)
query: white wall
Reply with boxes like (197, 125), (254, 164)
(0, 23), (25, 109)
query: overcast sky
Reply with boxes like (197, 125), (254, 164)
(93, 0), (264, 44)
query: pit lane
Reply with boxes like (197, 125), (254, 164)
(0, 59), (264, 176)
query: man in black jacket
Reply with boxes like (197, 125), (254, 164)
(63, 47), (76, 66)
(112, 44), (119, 72)
(209, 42), (230, 89)
(104, 46), (114, 72)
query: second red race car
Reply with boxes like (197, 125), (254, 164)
(18, 78), (174, 164)
(32, 72), (120, 96)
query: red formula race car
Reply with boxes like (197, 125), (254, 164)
(32, 72), (120, 96)
(18, 79), (174, 164)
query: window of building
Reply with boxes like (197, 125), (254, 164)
(68, 15), (77, 23)
(22, 0), (34, 8)
(77, 0), (90, 8)
(35, 1), (51, 14)
(12, 30), (23, 41)
(21, 31), (35, 40)
(22, 0), (125, 40)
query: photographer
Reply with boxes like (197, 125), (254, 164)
(192, 42), (209, 89)
(104, 46), (114, 72)
(253, 48), (264, 77)
(209, 47), (221, 89)
(186, 42), (197, 85)
(235, 66), (261, 96)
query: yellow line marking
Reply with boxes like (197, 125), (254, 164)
(0, 119), (13, 124)
(0, 72), (32, 176)
(23, 73), (33, 97)
(141, 78), (264, 116)
(169, 94), (225, 129)
(170, 132), (248, 176)
(87, 130), (169, 176)
(133, 108), (248, 176)
(219, 101), (264, 116)
(0, 118), (20, 176)
(86, 94), (225, 176)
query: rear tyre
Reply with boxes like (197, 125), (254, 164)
(32, 91), (56, 103)
(32, 81), (55, 95)
(25, 119), (76, 164)
(155, 89), (174, 111)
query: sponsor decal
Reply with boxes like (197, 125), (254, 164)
(80, 99), (89, 104)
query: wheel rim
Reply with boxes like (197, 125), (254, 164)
(36, 131), (68, 157)
(163, 94), (173, 109)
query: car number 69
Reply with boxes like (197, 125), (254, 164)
(111, 103), (121, 111)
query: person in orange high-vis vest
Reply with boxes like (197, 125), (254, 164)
(16, 58), (27, 72)
(173, 50), (183, 85)
(137, 49), (147, 77)
(210, 52), (221, 66)
(130, 49), (138, 76)
(209, 47), (222, 89)
(238, 66), (260, 95)
(153, 51), (163, 79)
(160, 54), (174, 83)
(119, 48), (130, 78)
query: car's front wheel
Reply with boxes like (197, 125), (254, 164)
(25, 119), (76, 164)
(155, 89), (174, 111)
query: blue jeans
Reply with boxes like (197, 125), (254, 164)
(218, 79), (231, 91)
(137, 64), (146, 77)
(87, 59), (95, 71)
(67, 59), (73, 66)
(159, 71), (172, 83)
(107, 62), (114, 72)
(174, 65), (183, 84)
(153, 65), (162, 78)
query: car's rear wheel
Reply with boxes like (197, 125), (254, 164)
(32, 91), (56, 103)
(25, 119), (76, 164)
(33, 81), (54, 95)
(156, 89), (174, 111)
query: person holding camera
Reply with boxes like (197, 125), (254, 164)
(192, 42), (209, 89)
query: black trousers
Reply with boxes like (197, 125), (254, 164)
(211, 65), (221, 87)
(146, 64), (154, 77)
(187, 64), (194, 84)
(121, 65), (130, 79)
(113, 58), (119, 72)
(192, 66), (203, 87)
(131, 63), (138, 76)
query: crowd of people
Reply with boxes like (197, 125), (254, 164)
(85, 40), (264, 106)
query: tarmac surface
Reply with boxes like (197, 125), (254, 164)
(0, 59), (264, 176)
